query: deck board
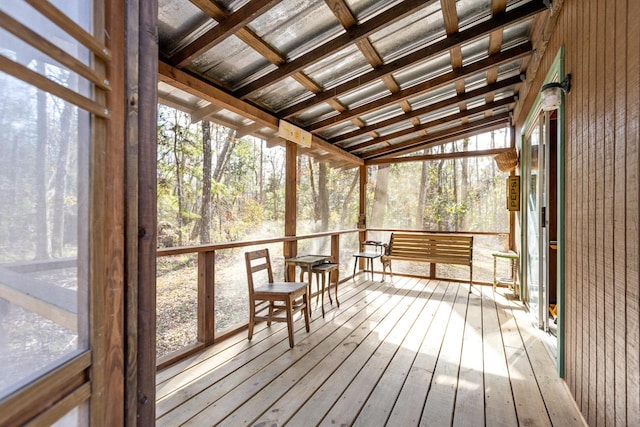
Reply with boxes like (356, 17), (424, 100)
(156, 277), (586, 426)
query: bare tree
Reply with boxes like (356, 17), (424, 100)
(318, 161), (329, 231)
(417, 149), (429, 228)
(370, 165), (390, 228)
(199, 120), (212, 243)
(460, 138), (469, 230)
(35, 61), (49, 259)
(340, 172), (359, 229)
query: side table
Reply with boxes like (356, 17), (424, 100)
(492, 251), (519, 296)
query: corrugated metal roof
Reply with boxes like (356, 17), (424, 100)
(157, 0), (547, 163)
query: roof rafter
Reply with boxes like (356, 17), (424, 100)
(279, 0), (545, 118)
(347, 96), (515, 153)
(158, 61), (363, 165)
(308, 43), (531, 132)
(365, 147), (512, 165)
(234, 0), (438, 98)
(171, 0), (283, 67)
(363, 112), (510, 159)
(330, 74), (521, 144)
(189, 0), (326, 96)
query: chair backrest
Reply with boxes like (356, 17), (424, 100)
(245, 249), (274, 294)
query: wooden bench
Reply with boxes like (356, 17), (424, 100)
(381, 233), (474, 292)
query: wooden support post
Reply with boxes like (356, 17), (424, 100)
(357, 165), (367, 272)
(197, 251), (215, 346)
(284, 141), (297, 279)
(509, 125), (517, 251)
(331, 233), (340, 283)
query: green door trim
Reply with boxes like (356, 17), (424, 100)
(521, 47), (566, 377)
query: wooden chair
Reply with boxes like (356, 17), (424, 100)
(245, 249), (310, 348)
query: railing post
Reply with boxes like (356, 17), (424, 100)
(197, 251), (215, 346)
(284, 141), (297, 280)
(331, 233), (340, 283)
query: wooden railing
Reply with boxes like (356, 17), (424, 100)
(155, 229), (360, 368)
(0, 258), (78, 332)
(154, 227), (511, 369)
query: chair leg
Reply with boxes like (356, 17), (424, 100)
(326, 271), (333, 305)
(267, 302), (274, 326)
(321, 272), (326, 318)
(248, 305), (255, 341)
(286, 297), (295, 348)
(334, 269), (340, 308)
(303, 293), (310, 332)
(315, 271), (321, 307)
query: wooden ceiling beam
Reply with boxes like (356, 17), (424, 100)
(159, 61), (278, 128)
(347, 96), (514, 153)
(188, 0), (227, 20)
(234, 0), (437, 98)
(190, 103), (222, 123)
(374, 121), (509, 160)
(279, 0), (545, 118)
(309, 43), (531, 132)
(190, 0), (324, 95)
(171, 0), (283, 67)
(324, 0), (357, 27)
(236, 123), (265, 138)
(363, 112), (510, 159)
(441, 0), (468, 126)
(330, 74), (521, 143)
(366, 147), (512, 166)
(485, 0), (509, 112)
(158, 61), (363, 165)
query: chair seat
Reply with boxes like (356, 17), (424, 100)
(254, 281), (307, 296)
(353, 251), (382, 259)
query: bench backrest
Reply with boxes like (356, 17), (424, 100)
(387, 233), (473, 266)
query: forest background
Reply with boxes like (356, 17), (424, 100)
(155, 105), (511, 357)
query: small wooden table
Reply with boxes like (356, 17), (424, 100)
(492, 251), (519, 295)
(285, 254), (332, 309)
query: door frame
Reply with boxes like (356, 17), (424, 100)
(521, 47), (566, 377)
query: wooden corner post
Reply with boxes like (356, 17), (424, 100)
(357, 165), (368, 272)
(284, 141), (297, 278)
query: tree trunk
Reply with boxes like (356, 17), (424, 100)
(370, 165), (390, 228)
(51, 96), (73, 256)
(308, 158), (319, 221)
(173, 115), (183, 246)
(213, 127), (236, 182)
(35, 61), (50, 259)
(200, 121), (212, 243)
(259, 138), (264, 204)
(417, 149), (429, 228)
(436, 147), (445, 231)
(460, 138), (469, 230)
(452, 145), (458, 230)
(318, 161), (329, 231)
(340, 171), (359, 229)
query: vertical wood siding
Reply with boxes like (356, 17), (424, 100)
(516, 0), (639, 424)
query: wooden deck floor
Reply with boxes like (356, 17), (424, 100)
(156, 275), (586, 426)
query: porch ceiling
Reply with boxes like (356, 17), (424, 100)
(157, 0), (549, 165)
